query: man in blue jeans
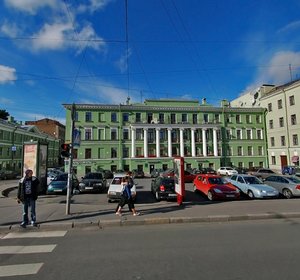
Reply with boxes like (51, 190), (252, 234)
(17, 169), (40, 228)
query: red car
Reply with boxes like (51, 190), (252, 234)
(193, 174), (240, 201)
(162, 169), (196, 183)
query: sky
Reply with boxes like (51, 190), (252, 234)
(1, 0), (300, 125)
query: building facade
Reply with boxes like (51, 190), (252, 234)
(64, 99), (267, 177)
(231, 79), (300, 171)
(0, 119), (61, 175)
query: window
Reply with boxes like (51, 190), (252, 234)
(281, 136), (286, 146)
(270, 137), (275, 147)
(226, 129), (231, 140)
(246, 129), (252, 140)
(123, 147), (129, 158)
(85, 112), (92, 122)
(85, 128), (92, 140)
(193, 114), (198, 124)
(123, 113), (129, 122)
(111, 128), (117, 140)
(98, 113), (104, 122)
(74, 112), (79, 121)
(291, 114), (297, 125)
(98, 148), (104, 158)
(136, 147), (142, 157)
(98, 128), (105, 140)
(236, 115), (241, 123)
(236, 129), (242, 140)
(268, 103), (272, 112)
(257, 129), (262, 140)
(271, 156), (276, 165)
(292, 134), (298, 146)
(246, 115), (251, 124)
(171, 113), (176, 124)
(237, 146), (243, 156)
(136, 113), (141, 123)
(277, 99), (282, 109)
(111, 148), (117, 158)
(203, 114), (208, 123)
(258, 146), (263, 156)
(248, 146), (253, 156)
(269, 120), (273, 129)
(85, 148), (91, 159)
(279, 117), (284, 127)
(256, 115), (261, 124)
(159, 113), (164, 123)
(289, 95), (295, 106)
(123, 128), (129, 140)
(111, 112), (117, 122)
(214, 114), (220, 123)
(136, 128), (143, 140)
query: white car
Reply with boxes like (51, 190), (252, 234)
(217, 167), (238, 176)
(107, 173), (137, 202)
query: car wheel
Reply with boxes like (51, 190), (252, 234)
(282, 188), (293, 199)
(207, 191), (213, 201)
(155, 191), (161, 202)
(247, 190), (255, 199)
(108, 199), (112, 203)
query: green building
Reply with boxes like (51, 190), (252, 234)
(63, 99), (268, 177)
(0, 118), (61, 175)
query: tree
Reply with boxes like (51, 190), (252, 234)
(0, 109), (9, 120)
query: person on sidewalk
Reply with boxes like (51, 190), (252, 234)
(17, 169), (40, 228)
(116, 176), (140, 216)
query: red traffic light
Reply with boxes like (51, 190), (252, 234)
(61, 143), (70, 150)
(61, 143), (70, 158)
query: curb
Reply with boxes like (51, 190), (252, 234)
(1, 186), (17, 198)
(1, 212), (300, 233)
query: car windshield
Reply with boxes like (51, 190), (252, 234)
(244, 176), (262, 184)
(208, 177), (225, 184)
(111, 177), (123, 185)
(161, 178), (175, 186)
(53, 174), (68, 181)
(85, 173), (102, 179)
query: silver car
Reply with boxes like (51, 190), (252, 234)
(228, 174), (279, 199)
(264, 175), (300, 199)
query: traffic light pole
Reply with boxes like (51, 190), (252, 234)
(66, 104), (75, 215)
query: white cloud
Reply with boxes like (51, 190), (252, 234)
(0, 20), (21, 37)
(115, 49), (132, 73)
(0, 65), (17, 84)
(4, 0), (58, 15)
(0, 97), (14, 104)
(77, 0), (113, 14)
(278, 20), (300, 34)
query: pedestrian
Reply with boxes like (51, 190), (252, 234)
(17, 169), (40, 228)
(115, 176), (140, 216)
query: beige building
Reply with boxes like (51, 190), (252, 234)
(231, 79), (300, 171)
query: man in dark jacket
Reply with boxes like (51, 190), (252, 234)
(17, 169), (40, 227)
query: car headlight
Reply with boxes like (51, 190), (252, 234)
(260, 190), (267, 193)
(214, 188), (222, 193)
(79, 183), (85, 187)
(95, 183), (102, 186)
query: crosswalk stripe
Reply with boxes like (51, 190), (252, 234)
(0, 244), (56, 254)
(0, 263), (43, 277)
(2, 230), (67, 239)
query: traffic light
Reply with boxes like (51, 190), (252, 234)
(61, 143), (70, 158)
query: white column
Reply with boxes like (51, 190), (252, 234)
(191, 128), (196, 157)
(180, 128), (184, 157)
(213, 128), (218, 156)
(168, 128), (172, 157)
(156, 128), (160, 158)
(202, 128), (207, 157)
(131, 128), (136, 158)
(143, 128), (148, 158)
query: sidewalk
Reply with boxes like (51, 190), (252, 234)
(2, 182), (300, 232)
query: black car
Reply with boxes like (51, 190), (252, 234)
(78, 172), (107, 193)
(0, 169), (19, 180)
(132, 169), (145, 178)
(150, 168), (163, 178)
(151, 176), (177, 201)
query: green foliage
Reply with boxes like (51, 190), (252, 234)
(0, 109), (9, 120)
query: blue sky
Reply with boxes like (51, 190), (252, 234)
(1, 0), (300, 124)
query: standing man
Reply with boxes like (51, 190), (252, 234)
(17, 169), (40, 228)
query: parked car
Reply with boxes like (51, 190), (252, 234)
(107, 173), (137, 202)
(217, 167), (238, 176)
(150, 168), (164, 178)
(282, 166), (300, 176)
(132, 169), (145, 178)
(193, 174), (240, 201)
(103, 170), (113, 179)
(228, 174), (279, 199)
(0, 169), (19, 180)
(248, 168), (277, 180)
(78, 172), (107, 193)
(46, 173), (79, 195)
(47, 169), (64, 185)
(161, 169), (196, 183)
(264, 175), (300, 199)
(151, 176), (177, 201)
(197, 167), (217, 175)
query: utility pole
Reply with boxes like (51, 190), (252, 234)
(66, 103), (75, 215)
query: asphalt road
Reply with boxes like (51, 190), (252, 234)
(1, 219), (300, 279)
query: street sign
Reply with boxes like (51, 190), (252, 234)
(73, 128), (81, 147)
(11, 146), (16, 151)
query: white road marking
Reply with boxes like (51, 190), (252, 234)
(0, 263), (43, 277)
(0, 244), (56, 254)
(2, 230), (67, 239)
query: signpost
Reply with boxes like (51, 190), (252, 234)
(173, 157), (185, 205)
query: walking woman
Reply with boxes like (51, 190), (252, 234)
(116, 176), (140, 216)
